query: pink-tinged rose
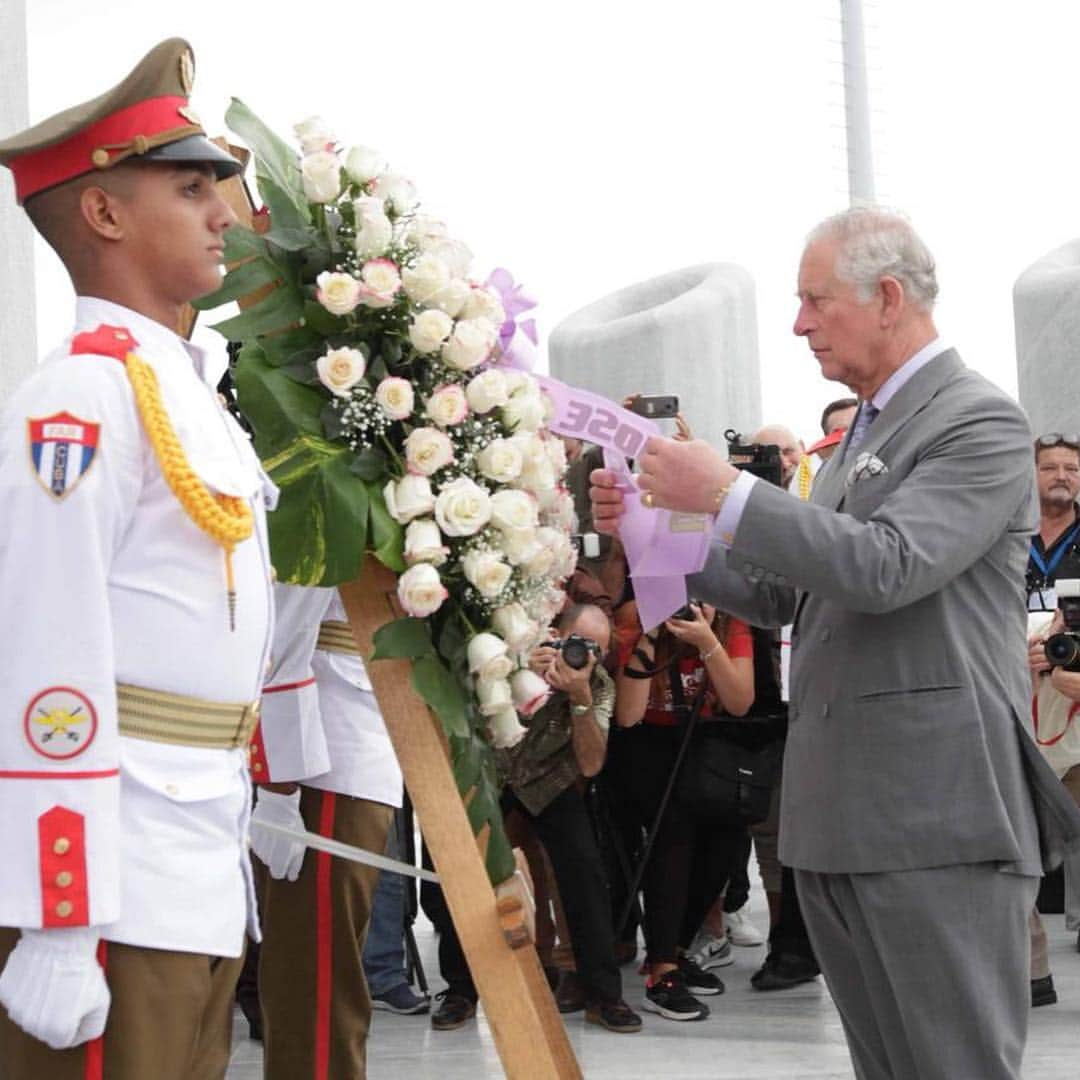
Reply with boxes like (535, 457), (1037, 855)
(397, 563), (447, 618)
(383, 474), (436, 523)
(316, 346), (366, 397)
(476, 679), (513, 717)
(511, 669), (551, 716)
(375, 377), (414, 420)
(344, 145), (386, 185)
(488, 706), (527, 748)
(315, 271), (363, 316)
(294, 116), (335, 154)
(434, 476), (492, 537)
(403, 518), (449, 567)
(358, 258), (402, 309)
(404, 427), (455, 476)
(426, 384), (469, 428)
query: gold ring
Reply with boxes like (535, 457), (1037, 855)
(641, 490), (654, 509)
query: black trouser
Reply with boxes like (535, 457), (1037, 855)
(722, 831), (753, 913)
(420, 784), (623, 1004)
(771, 865), (817, 961)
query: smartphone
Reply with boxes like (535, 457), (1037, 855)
(627, 394), (679, 419)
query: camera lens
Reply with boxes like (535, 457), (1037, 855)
(560, 638), (591, 670)
(1045, 633), (1080, 669)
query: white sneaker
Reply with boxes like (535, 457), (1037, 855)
(687, 930), (734, 970)
(725, 907), (765, 947)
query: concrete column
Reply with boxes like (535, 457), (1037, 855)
(840, 0), (876, 205)
(0, 0), (36, 401)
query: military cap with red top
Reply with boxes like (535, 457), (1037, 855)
(0, 37), (242, 204)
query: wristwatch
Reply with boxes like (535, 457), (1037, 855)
(570, 701), (592, 716)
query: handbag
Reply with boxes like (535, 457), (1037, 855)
(668, 658), (781, 826)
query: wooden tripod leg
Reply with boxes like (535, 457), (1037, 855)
(339, 566), (583, 1080)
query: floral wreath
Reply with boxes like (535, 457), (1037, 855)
(196, 103), (577, 884)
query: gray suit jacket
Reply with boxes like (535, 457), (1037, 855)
(691, 349), (1080, 875)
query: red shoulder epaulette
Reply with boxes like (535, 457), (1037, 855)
(70, 324), (140, 363)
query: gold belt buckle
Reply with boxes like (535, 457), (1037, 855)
(235, 700), (260, 748)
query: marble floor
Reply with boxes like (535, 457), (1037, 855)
(226, 883), (1080, 1079)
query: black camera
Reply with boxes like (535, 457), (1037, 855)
(1045, 579), (1080, 671)
(550, 634), (603, 670)
(724, 429), (784, 488)
(671, 602), (700, 621)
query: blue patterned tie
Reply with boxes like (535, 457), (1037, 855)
(846, 402), (880, 455)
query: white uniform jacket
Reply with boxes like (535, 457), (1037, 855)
(0, 298), (274, 958)
(256, 585), (402, 808)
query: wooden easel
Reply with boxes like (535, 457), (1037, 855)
(197, 144), (583, 1079)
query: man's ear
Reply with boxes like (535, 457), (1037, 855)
(878, 275), (905, 328)
(79, 185), (126, 242)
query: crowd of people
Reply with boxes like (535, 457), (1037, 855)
(3, 36), (1080, 1080)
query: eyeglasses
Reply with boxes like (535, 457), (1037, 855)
(1037, 433), (1080, 451)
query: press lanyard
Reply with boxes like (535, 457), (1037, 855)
(1029, 520), (1080, 580)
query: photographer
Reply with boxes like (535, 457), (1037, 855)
(613, 599), (754, 1021)
(427, 604), (641, 1035)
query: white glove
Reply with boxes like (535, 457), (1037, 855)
(250, 787), (307, 881)
(0, 927), (109, 1049)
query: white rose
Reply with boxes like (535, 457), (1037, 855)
(499, 526), (540, 566)
(315, 271), (363, 316)
(517, 451), (557, 495)
(358, 258), (402, 309)
(503, 386), (546, 432)
(404, 214), (448, 250)
(402, 254), (451, 306)
(463, 549), (513, 599)
(476, 438), (524, 484)
(403, 518), (449, 566)
(541, 488), (577, 532)
(544, 436), (569, 477)
(383, 474), (436, 524)
(294, 116), (335, 154)
(375, 376), (414, 420)
(490, 488), (539, 532)
(397, 563), (448, 618)
(301, 150), (341, 204)
(503, 370), (528, 396)
(476, 679), (513, 717)
(527, 585), (566, 625)
(344, 145), (386, 185)
(426, 385), (469, 428)
(522, 528), (559, 578)
(511, 669), (551, 717)
(371, 172), (418, 214)
(442, 318), (497, 372)
(426, 279), (470, 318)
(434, 476), (492, 537)
(467, 633), (514, 682)
(353, 196), (394, 257)
(404, 427), (455, 476)
(492, 602), (541, 653)
(488, 706), (527, 749)
(316, 346), (366, 397)
(466, 369), (510, 414)
(426, 236), (473, 277)
(407, 308), (453, 355)
(461, 286), (506, 327)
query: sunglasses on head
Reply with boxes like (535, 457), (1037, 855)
(1037, 433), (1080, 451)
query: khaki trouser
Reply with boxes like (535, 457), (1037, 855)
(0, 930), (242, 1080)
(257, 786), (392, 1080)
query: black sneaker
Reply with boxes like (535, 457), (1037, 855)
(584, 998), (643, 1033)
(677, 953), (724, 995)
(1031, 974), (1058, 1008)
(430, 990), (477, 1030)
(750, 951), (820, 991)
(642, 970), (709, 1021)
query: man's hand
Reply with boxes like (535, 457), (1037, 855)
(528, 641), (560, 681)
(250, 787), (307, 881)
(589, 469), (627, 536)
(1029, 611), (1063, 675)
(1050, 666), (1080, 702)
(638, 437), (739, 514)
(0, 927), (109, 1049)
(545, 652), (596, 705)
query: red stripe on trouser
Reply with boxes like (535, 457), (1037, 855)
(314, 792), (337, 1079)
(83, 940), (107, 1079)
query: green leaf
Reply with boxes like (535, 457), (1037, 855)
(264, 225), (320, 252)
(262, 438), (369, 585)
(410, 655), (469, 737)
(321, 402), (345, 440)
(226, 98), (310, 227)
(437, 618), (468, 669)
(191, 257), (282, 311)
(211, 282), (304, 341)
(303, 299), (347, 337)
(371, 617), (433, 661)
(348, 447), (388, 482)
(281, 359), (321, 386)
(223, 226), (268, 263)
(261, 328), (323, 367)
(366, 482), (405, 571)
(234, 341), (325, 458)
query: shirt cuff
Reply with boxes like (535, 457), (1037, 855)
(711, 470), (757, 548)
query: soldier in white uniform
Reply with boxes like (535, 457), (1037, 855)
(251, 584), (402, 1079)
(0, 39), (274, 1080)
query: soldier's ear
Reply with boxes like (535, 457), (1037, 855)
(79, 184), (126, 242)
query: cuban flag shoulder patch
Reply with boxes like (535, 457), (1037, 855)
(27, 411), (101, 500)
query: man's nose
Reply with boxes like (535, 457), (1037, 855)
(793, 300), (813, 337)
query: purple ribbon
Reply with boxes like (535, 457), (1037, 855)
(485, 268), (539, 371)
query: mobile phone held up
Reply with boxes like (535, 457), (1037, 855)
(627, 394), (679, 420)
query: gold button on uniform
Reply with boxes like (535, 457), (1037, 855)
(53, 838), (71, 856)
(55, 871), (73, 888)
(253, 763), (263, 773)
(55, 900), (73, 918)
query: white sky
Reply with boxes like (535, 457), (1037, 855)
(22, 0), (1080, 444)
